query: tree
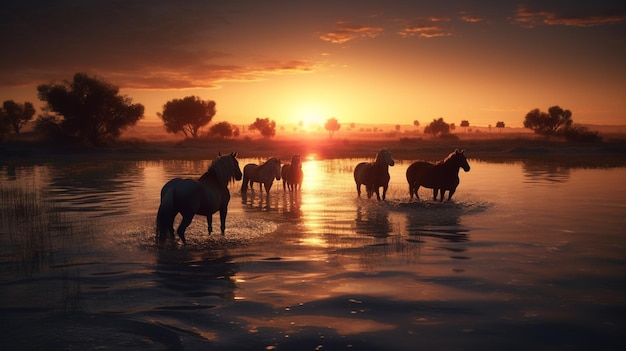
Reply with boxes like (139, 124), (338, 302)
(561, 125), (602, 142)
(523, 105), (572, 136)
(36, 73), (144, 145)
(0, 100), (36, 134)
(460, 120), (470, 132)
(324, 117), (341, 138)
(413, 119), (420, 130)
(424, 117), (450, 137)
(496, 121), (505, 132)
(0, 113), (9, 139)
(249, 117), (276, 138)
(159, 96), (215, 138)
(208, 121), (235, 139)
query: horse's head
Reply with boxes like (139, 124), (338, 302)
(377, 149), (395, 167)
(218, 152), (243, 181)
(231, 152), (243, 180)
(273, 158), (282, 180)
(453, 149), (470, 172)
(291, 154), (302, 169)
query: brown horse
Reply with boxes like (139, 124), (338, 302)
(281, 154), (303, 191)
(241, 157), (282, 195)
(156, 153), (242, 243)
(406, 149), (470, 202)
(353, 149), (395, 200)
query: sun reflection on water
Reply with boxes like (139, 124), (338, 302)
(297, 157), (331, 247)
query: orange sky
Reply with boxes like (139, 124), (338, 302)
(1, 1), (624, 129)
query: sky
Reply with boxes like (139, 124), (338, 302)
(1, 0), (624, 130)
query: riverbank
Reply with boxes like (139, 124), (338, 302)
(2, 135), (625, 167)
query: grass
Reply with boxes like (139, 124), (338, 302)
(0, 185), (74, 277)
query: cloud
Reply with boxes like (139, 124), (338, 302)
(513, 5), (626, 28)
(397, 17), (453, 38)
(105, 60), (319, 90)
(460, 14), (483, 23)
(0, 1), (321, 90)
(319, 21), (384, 44)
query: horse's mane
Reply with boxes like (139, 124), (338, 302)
(202, 154), (237, 186)
(374, 149), (393, 166)
(437, 149), (463, 166)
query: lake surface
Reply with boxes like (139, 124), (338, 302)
(1, 156), (624, 350)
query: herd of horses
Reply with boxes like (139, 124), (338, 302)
(156, 149), (470, 243)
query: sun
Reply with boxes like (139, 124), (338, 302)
(298, 109), (324, 131)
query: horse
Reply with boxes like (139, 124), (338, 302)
(241, 157), (282, 195)
(156, 152), (242, 243)
(281, 154), (303, 191)
(406, 149), (470, 202)
(353, 149), (395, 200)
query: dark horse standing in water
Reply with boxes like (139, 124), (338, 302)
(241, 157), (282, 195)
(156, 153), (242, 243)
(354, 149), (395, 200)
(281, 154), (303, 191)
(406, 149), (470, 202)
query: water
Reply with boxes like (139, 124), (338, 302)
(0, 158), (624, 350)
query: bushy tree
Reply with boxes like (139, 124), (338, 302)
(208, 121), (235, 139)
(159, 96), (215, 138)
(249, 117), (276, 138)
(424, 117), (450, 137)
(561, 125), (602, 142)
(36, 73), (144, 145)
(460, 120), (470, 132)
(324, 117), (341, 138)
(524, 106), (573, 136)
(0, 100), (36, 134)
(496, 121), (505, 132)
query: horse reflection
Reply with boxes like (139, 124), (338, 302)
(241, 186), (280, 211)
(354, 149), (395, 200)
(241, 157), (282, 195)
(281, 190), (303, 219)
(399, 202), (469, 243)
(155, 249), (238, 301)
(522, 160), (571, 184)
(355, 204), (392, 238)
(406, 149), (470, 202)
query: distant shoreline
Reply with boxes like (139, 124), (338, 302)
(2, 135), (625, 168)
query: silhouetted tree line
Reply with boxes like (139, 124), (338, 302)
(0, 73), (604, 145)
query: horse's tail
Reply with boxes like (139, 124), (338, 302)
(156, 186), (176, 242)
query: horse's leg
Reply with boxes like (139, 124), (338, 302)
(265, 181), (272, 195)
(382, 183), (388, 201)
(356, 182), (362, 197)
(176, 213), (193, 243)
(219, 206), (228, 235)
(207, 213), (213, 234)
(241, 176), (248, 193)
(447, 187), (457, 202)
(432, 189), (438, 201)
(408, 183), (413, 201)
(439, 190), (446, 202)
